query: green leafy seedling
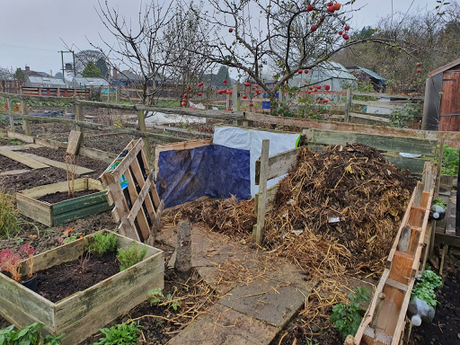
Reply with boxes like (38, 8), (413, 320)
(94, 322), (142, 345)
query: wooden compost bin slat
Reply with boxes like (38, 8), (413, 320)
(355, 163), (435, 345)
(0, 230), (164, 345)
(16, 178), (110, 226)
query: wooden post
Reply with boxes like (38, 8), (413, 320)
(107, 87), (110, 103)
(421, 78), (430, 130)
(344, 87), (351, 122)
(7, 98), (13, 130)
(175, 220), (192, 278)
(435, 139), (445, 198)
(138, 109), (151, 163)
(232, 83), (240, 112)
(253, 139), (270, 245)
(116, 85), (120, 104)
(75, 104), (83, 132)
(21, 100), (31, 136)
(226, 91), (230, 110)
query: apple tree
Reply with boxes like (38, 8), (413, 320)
(196, 0), (394, 110)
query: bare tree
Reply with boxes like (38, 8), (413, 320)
(92, 0), (179, 105)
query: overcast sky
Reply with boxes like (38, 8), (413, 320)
(0, 0), (441, 76)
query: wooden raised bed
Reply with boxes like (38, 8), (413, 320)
(0, 230), (164, 345)
(16, 178), (111, 226)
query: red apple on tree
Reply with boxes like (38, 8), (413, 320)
(229, 28), (233, 33)
(338, 30), (343, 35)
(343, 33), (349, 40)
(198, 82), (204, 87)
(187, 86), (191, 91)
(416, 62), (422, 67)
(244, 82), (250, 87)
(298, 69), (303, 74)
(324, 98), (329, 103)
(324, 84), (331, 91)
(243, 95), (247, 99)
(249, 103), (254, 106)
(416, 68), (422, 73)
(344, 25), (350, 31)
(181, 102), (186, 106)
(198, 92), (202, 96)
(304, 70), (309, 74)
(307, 5), (314, 11)
(183, 93), (188, 98)
(311, 25), (317, 32)
(223, 79), (228, 84)
(317, 85), (321, 89)
(334, 3), (341, 11)
(309, 86), (313, 90)
(308, 91), (312, 94)
(327, 6), (335, 13)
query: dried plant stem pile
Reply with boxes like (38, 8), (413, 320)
(264, 143), (416, 275)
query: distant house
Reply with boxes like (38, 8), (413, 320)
(71, 77), (109, 89)
(289, 61), (357, 92)
(346, 66), (386, 92)
(25, 76), (67, 88)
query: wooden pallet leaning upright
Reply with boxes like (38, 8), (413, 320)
(100, 138), (163, 243)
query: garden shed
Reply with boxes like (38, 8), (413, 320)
(346, 65), (386, 92)
(289, 61), (357, 91)
(422, 57), (460, 132)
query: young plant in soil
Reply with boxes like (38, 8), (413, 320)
(117, 242), (147, 271)
(330, 287), (371, 340)
(412, 269), (442, 308)
(0, 243), (35, 282)
(86, 232), (118, 256)
(94, 321), (142, 345)
(0, 322), (64, 345)
(148, 286), (181, 311)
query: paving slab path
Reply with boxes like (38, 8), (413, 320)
(157, 224), (317, 345)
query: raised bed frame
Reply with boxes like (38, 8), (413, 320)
(16, 178), (111, 226)
(0, 230), (164, 345)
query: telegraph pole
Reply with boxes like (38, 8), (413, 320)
(58, 50), (75, 82)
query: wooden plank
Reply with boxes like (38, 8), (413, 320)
(254, 184), (279, 215)
(349, 112), (391, 123)
(255, 146), (301, 185)
(435, 233), (460, 248)
(0, 274), (55, 332)
(7, 130), (34, 143)
(253, 140), (269, 245)
(154, 139), (212, 178)
(0, 150), (49, 169)
(385, 278), (408, 292)
(385, 156), (430, 175)
(355, 269), (390, 343)
(351, 100), (404, 109)
(0, 169), (29, 176)
(391, 278), (416, 345)
(110, 139), (143, 182)
(127, 166), (155, 227)
(306, 129), (437, 156)
(353, 91), (423, 100)
(66, 130), (83, 155)
(246, 112), (460, 141)
(52, 191), (108, 215)
(16, 193), (53, 226)
(53, 202), (112, 226)
(21, 152), (93, 175)
(33, 237), (86, 271)
(18, 179), (87, 199)
(388, 251), (414, 285)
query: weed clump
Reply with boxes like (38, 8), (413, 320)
(86, 232), (118, 256)
(0, 183), (20, 238)
(117, 242), (147, 271)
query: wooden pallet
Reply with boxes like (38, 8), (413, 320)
(100, 139), (163, 242)
(354, 162), (436, 345)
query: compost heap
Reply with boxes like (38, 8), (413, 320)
(176, 142), (417, 275)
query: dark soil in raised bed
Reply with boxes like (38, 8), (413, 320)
(36, 252), (119, 303)
(38, 189), (99, 204)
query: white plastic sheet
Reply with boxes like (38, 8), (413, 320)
(213, 126), (300, 196)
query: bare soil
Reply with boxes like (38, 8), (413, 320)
(36, 252), (119, 303)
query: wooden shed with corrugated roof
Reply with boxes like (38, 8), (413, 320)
(422, 57), (460, 131)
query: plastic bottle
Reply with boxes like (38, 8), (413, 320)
(429, 205), (446, 221)
(407, 296), (435, 326)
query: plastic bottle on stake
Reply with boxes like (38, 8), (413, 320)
(430, 205), (446, 221)
(407, 296), (435, 326)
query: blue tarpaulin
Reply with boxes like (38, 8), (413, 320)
(156, 144), (250, 208)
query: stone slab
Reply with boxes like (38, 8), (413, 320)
(218, 279), (307, 328)
(167, 303), (280, 345)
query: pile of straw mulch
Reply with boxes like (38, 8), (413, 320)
(166, 143), (416, 276)
(263, 143), (416, 274)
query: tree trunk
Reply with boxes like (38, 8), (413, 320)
(175, 221), (192, 278)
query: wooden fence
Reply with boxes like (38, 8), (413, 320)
(21, 87), (90, 98)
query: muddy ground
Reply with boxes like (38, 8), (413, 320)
(0, 119), (458, 345)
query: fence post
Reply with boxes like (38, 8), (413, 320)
(7, 98), (14, 130)
(137, 109), (151, 163)
(75, 103), (83, 132)
(344, 87), (351, 122)
(232, 83), (240, 112)
(253, 139), (269, 245)
(21, 99), (31, 136)
(116, 86), (120, 103)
